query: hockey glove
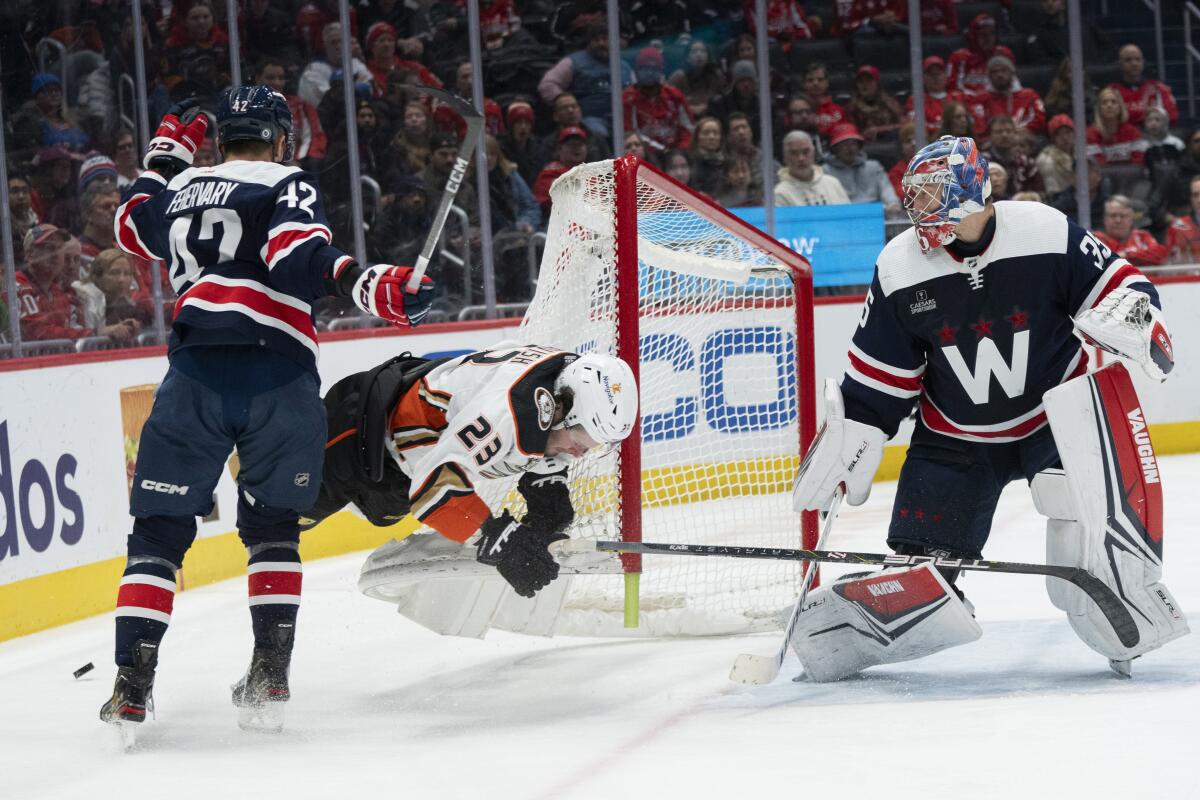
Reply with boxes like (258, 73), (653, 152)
(517, 466), (574, 535)
(144, 99), (208, 176)
(352, 265), (436, 328)
(1073, 288), (1174, 382)
(792, 379), (887, 511)
(475, 510), (567, 598)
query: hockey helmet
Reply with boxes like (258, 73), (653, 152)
(217, 85), (295, 162)
(554, 354), (638, 445)
(901, 135), (991, 253)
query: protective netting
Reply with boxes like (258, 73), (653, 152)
(478, 158), (815, 636)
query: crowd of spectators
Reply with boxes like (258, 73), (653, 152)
(1, 0), (1197, 353)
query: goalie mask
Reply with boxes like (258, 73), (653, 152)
(901, 135), (991, 253)
(553, 354), (638, 445)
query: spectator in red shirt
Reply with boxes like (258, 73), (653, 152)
(1108, 43), (1178, 126)
(364, 22), (442, 94)
(623, 47), (694, 154)
(801, 62), (849, 139)
(833, 0), (905, 37)
(1086, 87), (1145, 165)
(848, 65), (903, 142)
(744, 0), (816, 43)
(15, 225), (137, 343)
(948, 13), (1016, 94)
(1095, 195), (1167, 266)
(968, 55), (1046, 135)
(533, 126), (590, 213)
(906, 56), (969, 139)
(1166, 175), (1200, 263)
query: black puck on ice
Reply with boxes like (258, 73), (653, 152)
(73, 662), (95, 679)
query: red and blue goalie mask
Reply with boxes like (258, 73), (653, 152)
(901, 136), (992, 253)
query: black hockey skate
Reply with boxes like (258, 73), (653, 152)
(231, 622), (293, 733)
(100, 640), (159, 748)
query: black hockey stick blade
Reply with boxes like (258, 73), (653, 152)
(596, 541), (1140, 649)
(407, 85), (485, 291)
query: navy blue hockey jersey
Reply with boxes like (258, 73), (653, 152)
(843, 201), (1160, 443)
(114, 160), (354, 375)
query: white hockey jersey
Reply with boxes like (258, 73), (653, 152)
(387, 345), (574, 541)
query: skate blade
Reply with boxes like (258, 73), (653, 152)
(1109, 658), (1133, 679)
(112, 720), (139, 751)
(237, 702), (286, 733)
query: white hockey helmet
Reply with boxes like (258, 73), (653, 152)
(554, 354), (638, 444)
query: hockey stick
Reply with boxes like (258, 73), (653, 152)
(406, 85), (485, 292)
(595, 541), (1140, 649)
(728, 490), (843, 685)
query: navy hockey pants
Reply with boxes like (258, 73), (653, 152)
(886, 421), (1061, 560)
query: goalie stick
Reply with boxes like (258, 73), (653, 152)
(595, 541), (1140, 649)
(405, 85), (484, 292)
(729, 489), (843, 685)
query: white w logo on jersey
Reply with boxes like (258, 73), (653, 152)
(943, 330), (1030, 404)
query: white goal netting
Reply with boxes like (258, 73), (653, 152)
(478, 157), (817, 636)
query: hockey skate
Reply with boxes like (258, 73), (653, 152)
(99, 640), (159, 749)
(231, 622), (293, 733)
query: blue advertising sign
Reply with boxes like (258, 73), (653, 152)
(733, 203), (887, 288)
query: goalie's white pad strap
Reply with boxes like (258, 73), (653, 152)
(1041, 364), (1188, 660)
(792, 378), (887, 511)
(789, 563), (981, 682)
(1073, 287), (1174, 382)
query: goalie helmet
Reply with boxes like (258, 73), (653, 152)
(901, 135), (991, 253)
(217, 85), (295, 162)
(554, 354), (638, 444)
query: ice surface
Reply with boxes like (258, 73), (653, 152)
(3, 457), (1199, 799)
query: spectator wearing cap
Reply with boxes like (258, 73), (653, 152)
(623, 48), (695, 154)
(821, 123), (898, 209)
(775, 131), (850, 207)
(800, 63), (849, 139)
(1037, 114), (1077, 197)
(906, 56), (970, 139)
(983, 115), (1045, 195)
(668, 40), (728, 120)
(16, 224), (135, 343)
(256, 58), (328, 170)
(967, 54), (1046, 136)
(8, 73), (91, 165)
(1095, 195), (1167, 267)
(707, 61), (763, 142)
(72, 248), (153, 335)
(1108, 44), (1178, 127)
(298, 22), (372, 108)
(534, 93), (613, 178)
(112, 128), (143, 190)
(848, 65), (904, 142)
(7, 173), (39, 266)
(539, 23), (633, 140)
(743, 0), (816, 43)
(1086, 87), (1145, 166)
(500, 100), (541, 187)
(1166, 175), (1200, 263)
(533, 127), (590, 213)
(364, 21), (443, 94)
(887, 123), (917, 200)
(690, 117), (727, 196)
(948, 13), (1016, 94)
(423, 130), (480, 223)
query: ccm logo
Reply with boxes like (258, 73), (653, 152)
(141, 480), (189, 495)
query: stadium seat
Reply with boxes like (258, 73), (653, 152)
(1018, 63), (1057, 94)
(881, 69), (916, 97)
(864, 139), (901, 168)
(787, 38), (852, 75)
(852, 34), (912, 71)
(922, 35), (962, 60)
(1009, 0), (1046, 34)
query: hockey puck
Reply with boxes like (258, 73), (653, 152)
(73, 662), (95, 679)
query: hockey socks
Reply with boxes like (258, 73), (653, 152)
(246, 542), (302, 649)
(114, 556), (177, 666)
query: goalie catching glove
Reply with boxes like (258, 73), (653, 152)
(1073, 287), (1174, 382)
(352, 264), (435, 327)
(792, 379), (887, 511)
(475, 510), (567, 598)
(144, 98), (208, 177)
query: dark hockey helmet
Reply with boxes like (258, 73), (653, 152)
(217, 85), (295, 162)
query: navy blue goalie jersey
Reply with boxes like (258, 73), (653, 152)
(843, 201), (1160, 442)
(114, 161), (354, 375)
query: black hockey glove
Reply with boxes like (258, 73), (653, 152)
(475, 510), (567, 598)
(517, 467), (574, 536)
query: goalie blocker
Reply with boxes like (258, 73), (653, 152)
(788, 363), (1185, 680)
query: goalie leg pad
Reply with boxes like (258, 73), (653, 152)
(789, 563), (981, 682)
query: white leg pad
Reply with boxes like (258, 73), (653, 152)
(788, 563), (981, 682)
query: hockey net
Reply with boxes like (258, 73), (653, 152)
(481, 155), (818, 636)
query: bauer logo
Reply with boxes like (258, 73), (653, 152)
(0, 421), (85, 562)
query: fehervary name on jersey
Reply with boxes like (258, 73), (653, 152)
(1127, 408), (1159, 484)
(166, 180), (238, 216)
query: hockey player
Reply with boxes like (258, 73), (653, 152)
(101, 87), (435, 734)
(299, 345), (638, 599)
(789, 135), (1186, 681)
